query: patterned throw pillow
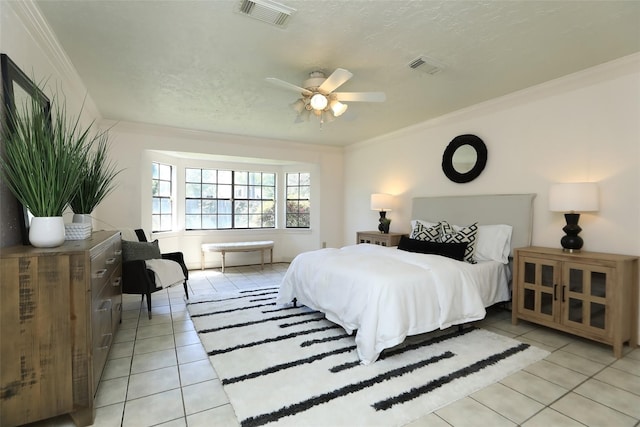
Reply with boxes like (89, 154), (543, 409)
(440, 221), (478, 264)
(411, 221), (442, 242)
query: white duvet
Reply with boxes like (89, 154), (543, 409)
(276, 244), (510, 364)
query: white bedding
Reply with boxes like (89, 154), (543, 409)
(276, 243), (510, 364)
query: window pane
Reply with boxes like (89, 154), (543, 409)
(185, 168), (201, 182)
(186, 183), (201, 198)
(236, 171), (248, 185)
(218, 200), (232, 214)
(218, 215), (232, 228)
(249, 214), (262, 228)
(287, 173), (299, 185)
(249, 172), (261, 185)
(152, 163), (159, 179)
(203, 215), (216, 228)
(234, 185), (247, 199)
(160, 214), (172, 230)
(286, 215), (298, 227)
(249, 200), (262, 213)
(298, 214), (310, 228)
(299, 200), (310, 214)
(235, 200), (248, 214)
(185, 199), (201, 214)
(263, 187), (274, 199)
(299, 186), (310, 199)
(160, 164), (171, 181)
(219, 170), (232, 184)
(263, 173), (275, 186)
(202, 184), (216, 198)
(236, 215), (248, 228)
(219, 184), (232, 199)
(203, 169), (217, 183)
(248, 186), (261, 199)
(287, 187), (299, 199)
(185, 215), (201, 229)
(152, 198), (160, 214)
(159, 181), (171, 197)
(202, 200), (217, 214)
(152, 214), (161, 230)
(160, 198), (172, 214)
(299, 173), (310, 185)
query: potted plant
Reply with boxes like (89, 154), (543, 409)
(0, 89), (97, 247)
(70, 133), (121, 231)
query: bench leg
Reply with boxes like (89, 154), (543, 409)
(221, 251), (226, 273)
(270, 248), (273, 267)
(261, 249), (264, 270)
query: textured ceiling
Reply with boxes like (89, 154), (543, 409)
(35, 0), (640, 146)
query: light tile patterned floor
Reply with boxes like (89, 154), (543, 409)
(25, 263), (640, 427)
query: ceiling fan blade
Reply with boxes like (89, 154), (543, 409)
(318, 68), (353, 94)
(334, 92), (386, 102)
(265, 77), (312, 96)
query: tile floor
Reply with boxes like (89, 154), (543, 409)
(26, 263), (640, 427)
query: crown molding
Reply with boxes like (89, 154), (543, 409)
(8, 1), (102, 119)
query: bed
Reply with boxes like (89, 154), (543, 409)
(276, 194), (536, 364)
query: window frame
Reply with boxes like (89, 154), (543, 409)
(285, 172), (311, 229)
(151, 162), (174, 232)
(184, 167), (276, 230)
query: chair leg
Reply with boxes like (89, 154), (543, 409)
(146, 292), (152, 319)
(183, 281), (189, 300)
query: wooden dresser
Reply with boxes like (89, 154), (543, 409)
(0, 231), (122, 426)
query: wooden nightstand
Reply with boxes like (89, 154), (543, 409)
(512, 246), (638, 358)
(356, 231), (407, 247)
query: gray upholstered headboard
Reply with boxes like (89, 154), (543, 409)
(411, 194), (536, 255)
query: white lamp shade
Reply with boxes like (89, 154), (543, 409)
(371, 193), (394, 211)
(330, 100), (348, 117)
(549, 182), (599, 212)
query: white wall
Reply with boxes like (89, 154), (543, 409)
(95, 121), (344, 270)
(344, 53), (640, 340)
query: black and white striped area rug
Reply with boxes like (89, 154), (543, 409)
(187, 287), (548, 427)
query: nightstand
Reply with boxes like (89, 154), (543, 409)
(356, 231), (407, 247)
(512, 246), (638, 358)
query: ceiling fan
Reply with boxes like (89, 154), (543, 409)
(266, 68), (386, 123)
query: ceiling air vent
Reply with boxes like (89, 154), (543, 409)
(237, 0), (296, 28)
(408, 56), (445, 75)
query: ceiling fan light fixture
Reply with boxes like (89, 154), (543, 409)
(310, 93), (328, 110)
(330, 100), (348, 117)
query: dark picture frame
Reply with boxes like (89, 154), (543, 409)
(1, 53), (51, 246)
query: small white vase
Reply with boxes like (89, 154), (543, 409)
(72, 213), (93, 231)
(29, 216), (66, 248)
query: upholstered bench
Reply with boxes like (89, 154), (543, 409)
(201, 241), (274, 272)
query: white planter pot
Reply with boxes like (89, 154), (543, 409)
(29, 216), (66, 248)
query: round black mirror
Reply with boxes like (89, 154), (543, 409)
(442, 134), (487, 183)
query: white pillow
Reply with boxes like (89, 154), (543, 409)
(474, 224), (513, 263)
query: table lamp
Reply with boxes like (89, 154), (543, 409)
(549, 182), (599, 252)
(370, 193), (394, 234)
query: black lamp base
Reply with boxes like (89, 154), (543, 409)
(378, 211), (390, 234)
(560, 213), (583, 252)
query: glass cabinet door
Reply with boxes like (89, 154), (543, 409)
(561, 262), (612, 335)
(517, 256), (561, 322)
